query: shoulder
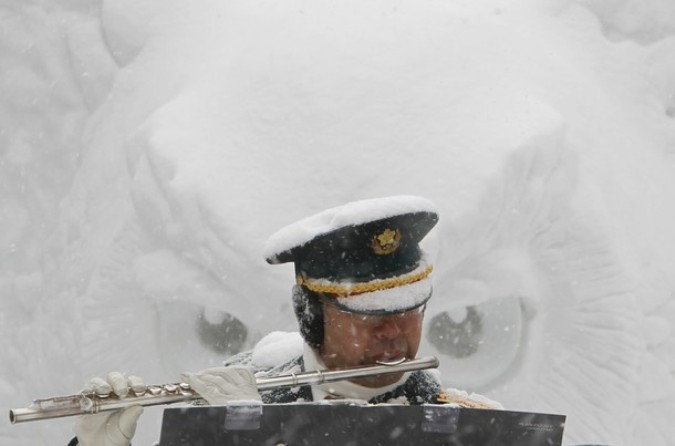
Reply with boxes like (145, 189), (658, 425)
(224, 331), (309, 403)
(404, 370), (443, 404)
(224, 331), (304, 374)
(370, 370), (442, 405)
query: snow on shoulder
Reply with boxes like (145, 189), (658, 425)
(264, 195), (438, 262)
(251, 331), (304, 369)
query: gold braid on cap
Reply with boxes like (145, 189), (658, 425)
(296, 265), (433, 296)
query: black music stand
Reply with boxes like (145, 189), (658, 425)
(158, 402), (565, 446)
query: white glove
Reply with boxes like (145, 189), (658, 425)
(75, 372), (145, 446)
(437, 387), (504, 410)
(181, 365), (261, 405)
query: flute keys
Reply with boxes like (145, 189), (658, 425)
(164, 384), (178, 393)
(148, 386), (162, 396)
(79, 396), (95, 412)
(87, 377), (112, 398)
(179, 383), (193, 396)
(128, 376), (146, 396)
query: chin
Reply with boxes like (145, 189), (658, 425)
(354, 372), (404, 388)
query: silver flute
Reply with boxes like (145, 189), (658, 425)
(10, 356), (439, 424)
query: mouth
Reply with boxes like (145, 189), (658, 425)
(371, 351), (406, 364)
(375, 357), (407, 366)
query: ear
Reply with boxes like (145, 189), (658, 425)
(292, 286), (324, 349)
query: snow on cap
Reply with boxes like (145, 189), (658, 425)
(264, 195), (438, 314)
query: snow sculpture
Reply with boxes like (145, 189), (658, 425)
(1, 1), (674, 446)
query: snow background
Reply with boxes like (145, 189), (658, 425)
(1, 0), (674, 445)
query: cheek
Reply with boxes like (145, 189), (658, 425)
(396, 314), (422, 331)
(403, 317), (424, 346)
(325, 316), (363, 346)
(409, 326), (423, 347)
(345, 323), (370, 346)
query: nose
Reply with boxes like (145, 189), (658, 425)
(374, 318), (402, 340)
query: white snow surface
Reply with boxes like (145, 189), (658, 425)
(1, 1), (675, 446)
(251, 331), (304, 369)
(264, 194), (437, 261)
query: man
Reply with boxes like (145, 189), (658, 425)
(225, 194), (442, 405)
(72, 195), (500, 446)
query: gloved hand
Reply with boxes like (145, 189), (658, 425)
(437, 387), (504, 410)
(75, 372), (145, 446)
(181, 365), (261, 405)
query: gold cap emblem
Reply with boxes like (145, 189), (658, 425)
(372, 228), (401, 255)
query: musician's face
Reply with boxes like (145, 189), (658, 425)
(319, 299), (424, 388)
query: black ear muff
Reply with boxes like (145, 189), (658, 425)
(292, 285), (324, 349)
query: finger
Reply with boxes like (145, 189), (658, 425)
(127, 375), (146, 395)
(87, 377), (112, 396)
(180, 372), (193, 384)
(195, 374), (232, 387)
(107, 372), (129, 397)
(188, 374), (225, 392)
(190, 375), (240, 397)
(207, 368), (257, 387)
(230, 367), (257, 386)
(200, 365), (252, 375)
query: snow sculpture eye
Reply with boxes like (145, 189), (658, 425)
(196, 309), (248, 354)
(426, 306), (483, 358)
(423, 296), (524, 389)
(156, 300), (251, 372)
